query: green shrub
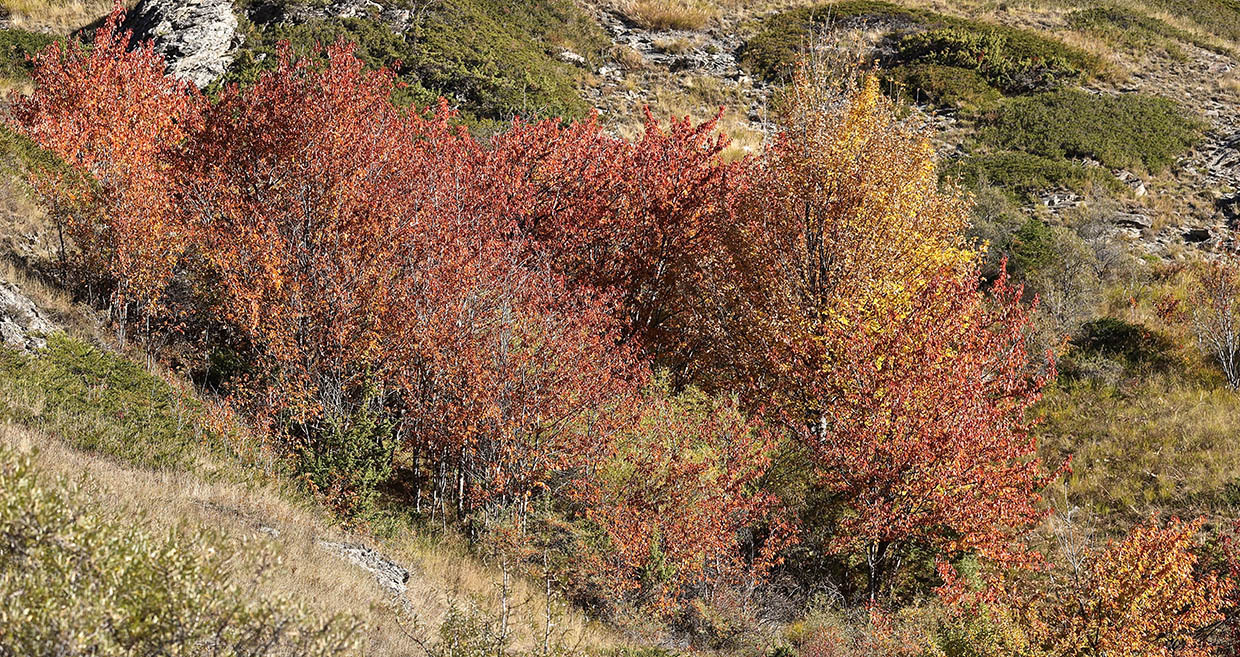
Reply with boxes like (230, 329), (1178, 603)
(965, 181), (1027, 276)
(898, 26), (1097, 93)
(0, 447), (359, 655)
(0, 335), (207, 470)
(886, 63), (1001, 111)
(739, 1), (942, 81)
(0, 29), (55, 81)
(226, 0), (608, 128)
(1068, 317), (1177, 373)
(976, 90), (1203, 172)
(293, 396), (396, 519)
(946, 152), (1122, 203)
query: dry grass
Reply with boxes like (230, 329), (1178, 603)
(620, 0), (718, 31)
(0, 0), (123, 33)
(0, 416), (622, 655)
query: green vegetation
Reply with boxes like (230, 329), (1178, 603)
(0, 335), (208, 470)
(898, 26), (1097, 93)
(739, 1), (940, 81)
(886, 64), (1001, 111)
(976, 90), (1203, 172)
(1152, 0), (1240, 43)
(1067, 6), (1217, 56)
(0, 446), (358, 655)
(226, 0), (608, 128)
(1068, 317), (1178, 374)
(0, 28), (54, 80)
(947, 152), (1121, 203)
(739, 0), (1099, 89)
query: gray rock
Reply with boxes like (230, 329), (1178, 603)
(125, 0), (238, 89)
(0, 280), (57, 353)
(318, 540), (411, 596)
(559, 50), (587, 66)
(1114, 212), (1153, 229)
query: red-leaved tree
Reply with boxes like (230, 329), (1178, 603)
(11, 8), (202, 321)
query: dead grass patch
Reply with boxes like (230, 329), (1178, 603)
(0, 0), (122, 33)
(620, 0), (718, 31)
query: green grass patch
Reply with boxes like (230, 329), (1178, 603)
(975, 90), (1203, 172)
(0, 335), (208, 470)
(945, 152), (1122, 203)
(226, 0), (608, 129)
(1038, 366), (1240, 521)
(1067, 6), (1219, 56)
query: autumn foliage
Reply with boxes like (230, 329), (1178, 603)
(12, 10), (1184, 635)
(11, 11), (201, 316)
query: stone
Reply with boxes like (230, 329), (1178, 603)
(1114, 212), (1153, 229)
(559, 50), (587, 66)
(125, 0), (239, 89)
(0, 280), (57, 353)
(318, 540), (412, 596)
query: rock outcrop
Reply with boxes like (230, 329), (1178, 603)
(0, 280), (56, 352)
(125, 0), (239, 89)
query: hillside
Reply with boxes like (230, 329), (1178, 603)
(2, 0), (1240, 655)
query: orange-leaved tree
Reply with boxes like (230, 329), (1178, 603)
(11, 8), (202, 321)
(491, 110), (746, 377)
(178, 41), (641, 518)
(1020, 516), (1231, 657)
(714, 64), (1053, 600)
(817, 267), (1054, 600)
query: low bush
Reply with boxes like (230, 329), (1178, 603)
(1070, 318), (1179, 373)
(946, 152), (1122, 203)
(0, 446), (359, 655)
(898, 26), (1097, 93)
(739, 1), (941, 81)
(226, 0), (608, 128)
(0, 28), (55, 80)
(976, 90), (1203, 172)
(886, 63), (1001, 111)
